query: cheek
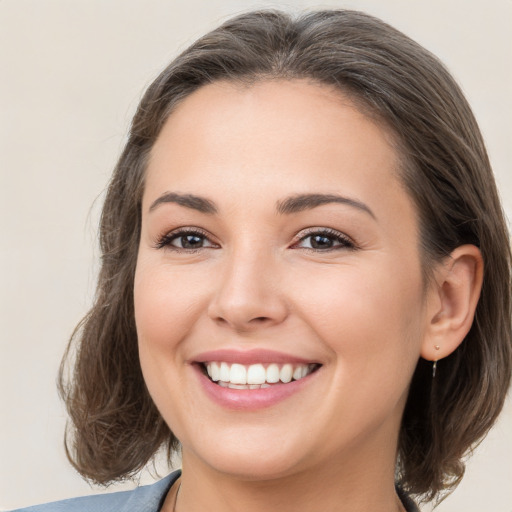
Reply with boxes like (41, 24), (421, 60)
(133, 262), (208, 408)
(275, 259), (426, 446)
(293, 259), (425, 365)
(133, 261), (205, 427)
(134, 261), (206, 351)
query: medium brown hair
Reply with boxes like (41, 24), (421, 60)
(59, 9), (512, 503)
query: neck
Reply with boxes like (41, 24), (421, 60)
(167, 441), (403, 512)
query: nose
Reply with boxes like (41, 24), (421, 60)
(207, 247), (289, 332)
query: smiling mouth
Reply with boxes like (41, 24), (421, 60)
(200, 362), (321, 389)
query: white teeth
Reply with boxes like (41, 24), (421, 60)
(204, 361), (317, 387)
(247, 364), (266, 385)
(210, 362), (220, 381)
(228, 383), (273, 390)
(266, 364), (280, 383)
(228, 383), (248, 389)
(229, 364), (246, 384)
(280, 363), (293, 383)
(219, 362), (230, 382)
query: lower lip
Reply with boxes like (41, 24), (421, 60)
(194, 365), (318, 410)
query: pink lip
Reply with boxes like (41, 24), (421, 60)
(192, 362), (320, 411)
(192, 348), (315, 365)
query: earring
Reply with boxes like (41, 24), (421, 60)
(433, 345), (440, 378)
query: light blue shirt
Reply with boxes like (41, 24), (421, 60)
(9, 471), (180, 512)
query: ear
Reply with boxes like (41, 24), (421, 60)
(421, 244), (483, 362)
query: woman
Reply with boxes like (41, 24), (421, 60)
(12, 8), (511, 512)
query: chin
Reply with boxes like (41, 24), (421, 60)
(207, 453), (306, 481)
(183, 429), (311, 481)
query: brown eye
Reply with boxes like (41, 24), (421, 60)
(173, 234), (206, 249)
(156, 228), (218, 251)
(295, 229), (354, 251)
(309, 234), (335, 249)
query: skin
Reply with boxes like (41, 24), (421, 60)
(134, 80), (482, 512)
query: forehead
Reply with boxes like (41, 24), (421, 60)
(144, 79), (412, 223)
(150, 79), (397, 166)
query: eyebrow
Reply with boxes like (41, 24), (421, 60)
(148, 191), (374, 219)
(149, 192), (218, 214)
(276, 193), (375, 219)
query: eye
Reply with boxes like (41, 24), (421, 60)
(293, 228), (355, 251)
(156, 228), (218, 251)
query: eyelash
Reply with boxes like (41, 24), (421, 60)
(155, 228), (217, 252)
(292, 228), (356, 252)
(155, 227), (356, 253)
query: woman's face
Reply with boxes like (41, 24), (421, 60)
(135, 80), (436, 480)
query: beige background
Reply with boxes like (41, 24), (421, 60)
(1, 0), (511, 510)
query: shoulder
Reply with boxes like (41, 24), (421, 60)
(9, 471), (181, 512)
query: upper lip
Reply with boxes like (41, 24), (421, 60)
(192, 349), (319, 365)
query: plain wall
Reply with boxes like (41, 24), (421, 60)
(1, 0), (511, 510)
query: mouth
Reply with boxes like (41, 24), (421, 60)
(199, 361), (321, 390)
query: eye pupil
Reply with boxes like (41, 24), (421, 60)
(181, 234), (203, 248)
(311, 235), (333, 249)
